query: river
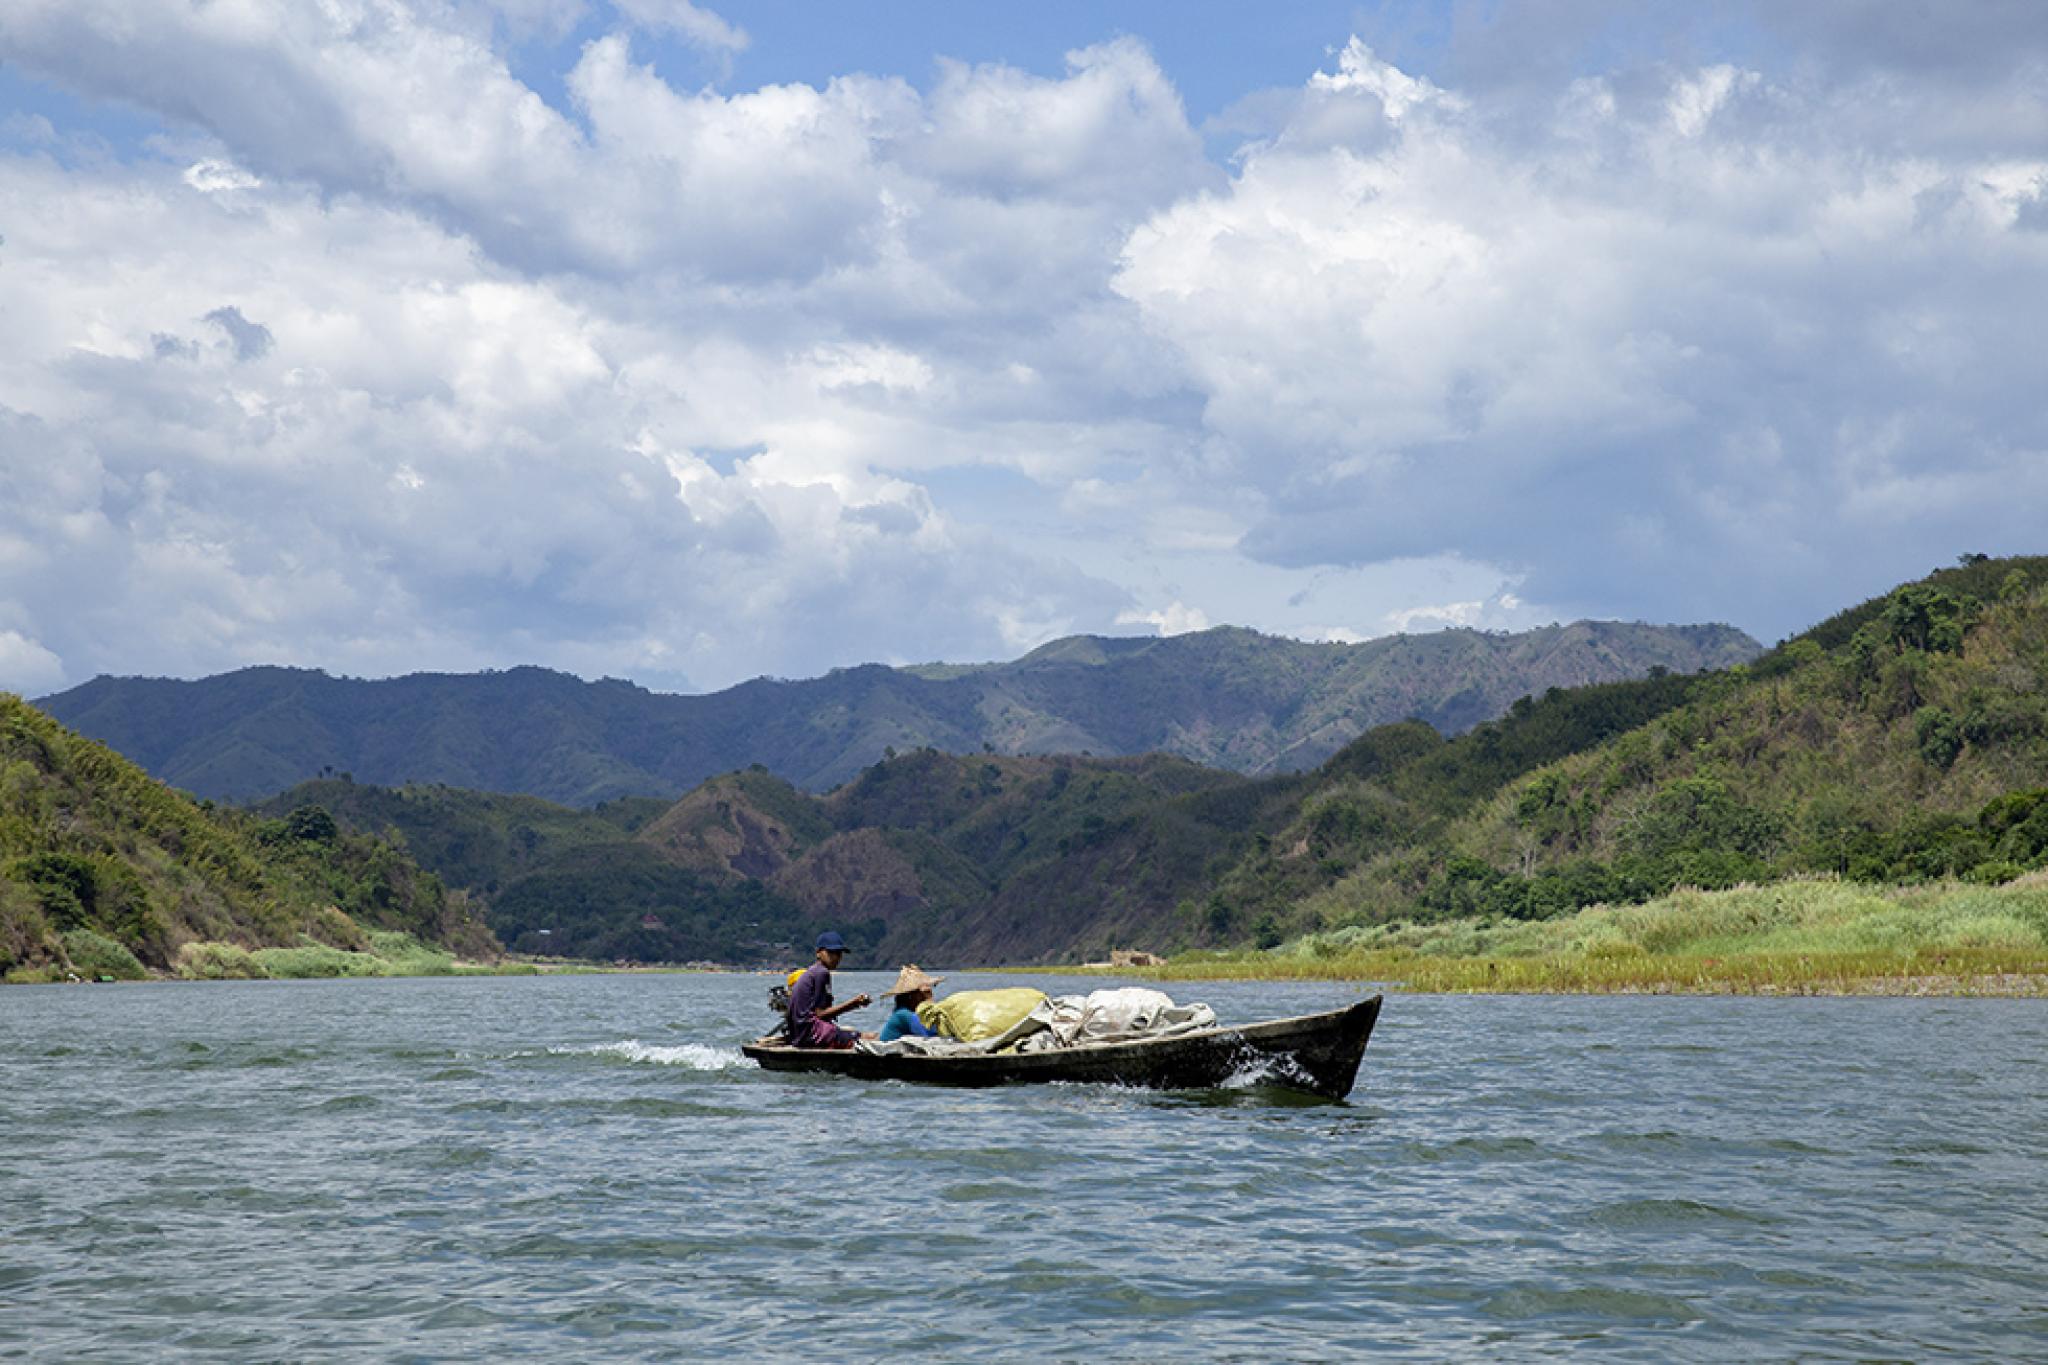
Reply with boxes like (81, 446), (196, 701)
(3, 973), (2042, 1359)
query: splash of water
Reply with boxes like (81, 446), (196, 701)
(1219, 1047), (1313, 1091)
(550, 1040), (744, 1071)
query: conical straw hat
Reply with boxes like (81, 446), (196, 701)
(880, 964), (944, 997)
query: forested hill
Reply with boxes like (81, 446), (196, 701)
(258, 556), (2048, 967)
(1185, 554), (2048, 951)
(0, 696), (496, 983)
(40, 620), (1757, 805)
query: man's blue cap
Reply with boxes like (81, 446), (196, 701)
(816, 931), (848, 952)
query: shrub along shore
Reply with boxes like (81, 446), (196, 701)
(4, 930), (538, 984)
(1100, 876), (2048, 996)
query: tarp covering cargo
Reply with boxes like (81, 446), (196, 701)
(878, 987), (1214, 1057)
(1012, 987), (1216, 1052)
(918, 988), (1048, 1042)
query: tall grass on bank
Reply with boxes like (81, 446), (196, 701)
(1142, 877), (2048, 994)
(158, 931), (531, 981)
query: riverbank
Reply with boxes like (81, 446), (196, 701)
(1108, 877), (2048, 996)
(2, 930), (541, 984)
(2, 936), (767, 984)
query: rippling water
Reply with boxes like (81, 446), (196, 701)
(3, 973), (2043, 1359)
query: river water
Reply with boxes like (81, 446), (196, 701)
(2, 973), (2043, 1360)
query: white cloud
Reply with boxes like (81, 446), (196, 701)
(0, 630), (65, 694)
(609, 0), (747, 53)
(182, 158), (260, 193)
(0, 133), (1134, 691)
(1667, 64), (1754, 138)
(1384, 590), (1527, 634)
(2, 3), (2047, 701)
(1309, 38), (1463, 121)
(1116, 39), (2048, 632)
(1116, 601), (1211, 636)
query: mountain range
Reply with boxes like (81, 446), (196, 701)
(247, 555), (2048, 966)
(39, 620), (1759, 805)
(9, 556), (2045, 975)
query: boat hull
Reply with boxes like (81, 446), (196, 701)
(742, 995), (1383, 1101)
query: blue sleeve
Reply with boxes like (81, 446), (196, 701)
(880, 1008), (936, 1042)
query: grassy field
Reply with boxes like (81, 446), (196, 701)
(1121, 876), (2048, 995)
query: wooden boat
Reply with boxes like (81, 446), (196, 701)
(742, 994), (1382, 1101)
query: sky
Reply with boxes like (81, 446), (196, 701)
(2, 1), (2046, 696)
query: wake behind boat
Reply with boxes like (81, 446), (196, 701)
(743, 995), (1383, 1100)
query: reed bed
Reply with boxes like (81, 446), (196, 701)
(166, 931), (525, 980)
(1128, 879), (2048, 995)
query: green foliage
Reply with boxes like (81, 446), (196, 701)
(1914, 707), (1964, 769)
(1882, 584), (1970, 655)
(1179, 879), (2048, 992)
(175, 942), (269, 979)
(256, 778), (666, 896)
(1980, 790), (2048, 864)
(9, 852), (96, 930)
(249, 941), (391, 978)
(1626, 778), (1783, 861)
(0, 694), (493, 980)
(362, 930), (458, 975)
(60, 928), (147, 981)
(0, 879), (52, 973)
(490, 842), (829, 963)
(284, 805), (339, 842)
(1787, 554), (2048, 653)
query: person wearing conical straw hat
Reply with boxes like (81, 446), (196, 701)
(877, 965), (944, 1042)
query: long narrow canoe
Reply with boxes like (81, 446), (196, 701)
(742, 995), (1383, 1101)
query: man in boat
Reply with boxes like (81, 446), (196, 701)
(786, 931), (875, 1049)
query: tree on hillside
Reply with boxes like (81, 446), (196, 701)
(1881, 585), (1969, 655)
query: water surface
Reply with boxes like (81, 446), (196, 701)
(3, 974), (2043, 1359)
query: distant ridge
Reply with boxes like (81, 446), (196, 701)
(38, 620), (1760, 805)
(236, 557), (2048, 968)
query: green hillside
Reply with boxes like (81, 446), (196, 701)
(218, 558), (2048, 972)
(649, 557), (2048, 965)
(0, 696), (497, 983)
(254, 779), (668, 894)
(280, 749), (1259, 966)
(38, 620), (1758, 805)
(1235, 557), (2048, 943)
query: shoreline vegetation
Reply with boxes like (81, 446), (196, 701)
(19, 876), (2048, 996)
(1083, 876), (2048, 997)
(2, 930), (539, 985)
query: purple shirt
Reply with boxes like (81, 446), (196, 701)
(787, 962), (855, 1049)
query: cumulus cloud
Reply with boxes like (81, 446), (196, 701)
(1117, 35), (2048, 634)
(0, 630), (65, 694)
(1384, 590), (1527, 635)
(0, 99), (1144, 689)
(203, 306), (273, 362)
(610, 0), (747, 53)
(1115, 601), (1211, 636)
(1, 1), (2046, 701)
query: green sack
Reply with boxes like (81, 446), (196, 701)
(919, 988), (1047, 1042)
